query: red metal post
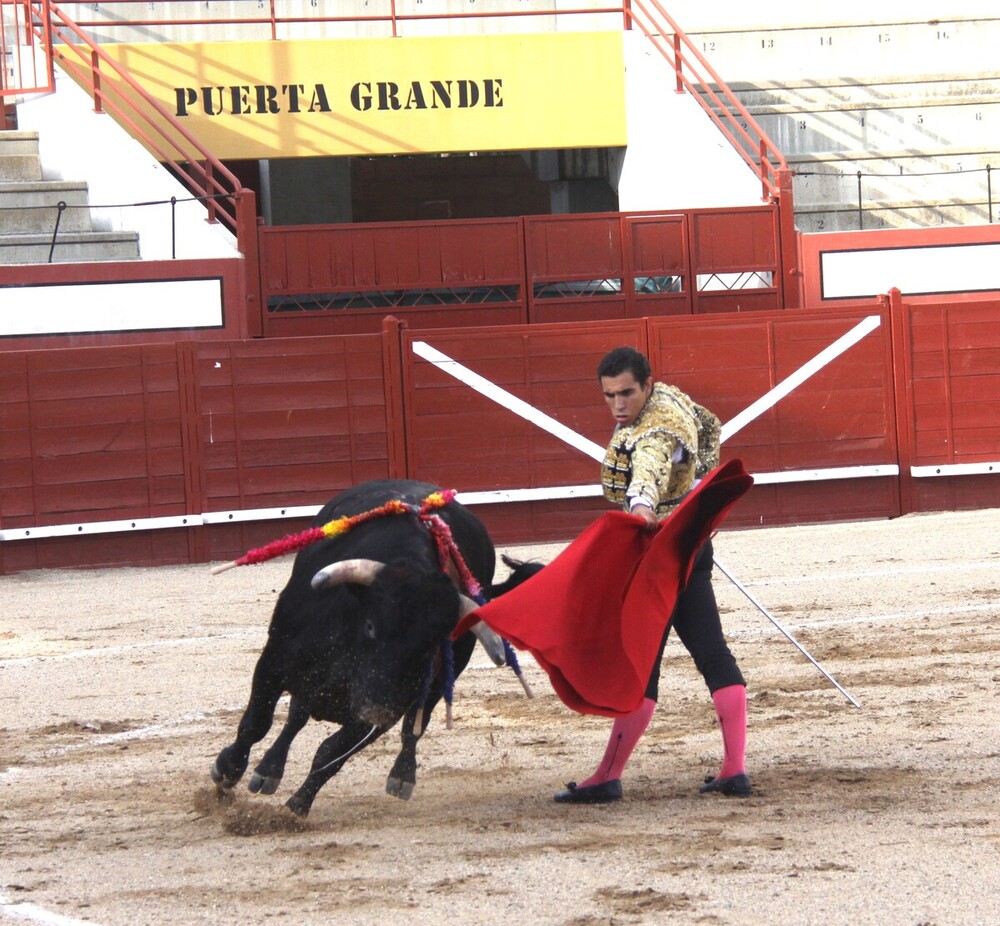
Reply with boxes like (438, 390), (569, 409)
(774, 167), (801, 309)
(673, 33), (683, 93)
(884, 288), (914, 516)
(89, 48), (103, 112)
(234, 190), (263, 338)
(759, 140), (770, 202)
(381, 316), (409, 479)
(202, 160), (219, 224)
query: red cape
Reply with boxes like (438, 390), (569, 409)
(458, 459), (753, 716)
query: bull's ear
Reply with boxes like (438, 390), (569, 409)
(311, 558), (385, 590)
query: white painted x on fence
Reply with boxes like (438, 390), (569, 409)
(413, 313), (889, 500)
(413, 317), (879, 707)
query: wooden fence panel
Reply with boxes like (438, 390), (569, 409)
(649, 308), (899, 525)
(401, 320), (645, 541)
(260, 219), (528, 336)
(4, 294), (999, 572)
(899, 295), (1000, 512)
(193, 334), (389, 515)
(0, 343), (192, 571)
(689, 208), (782, 315)
(625, 213), (692, 317)
(524, 213), (628, 324)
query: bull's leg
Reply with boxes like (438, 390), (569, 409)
(386, 635), (477, 801)
(211, 648), (284, 789)
(386, 705), (427, 801)
(285, 720), (386, 817)
(249, 694), (311, 795)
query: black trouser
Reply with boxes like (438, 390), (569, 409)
(644, 539), (746, 701)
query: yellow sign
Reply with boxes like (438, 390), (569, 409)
(96, 32), (627, 159)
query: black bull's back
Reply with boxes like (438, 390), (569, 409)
(301, 478), (496, 592)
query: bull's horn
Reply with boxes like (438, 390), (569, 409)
(472, 624), (508, 668)
(459, 595), (507, 667)
(311, 558), (385, 590)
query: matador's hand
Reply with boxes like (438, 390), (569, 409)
(631, 503), (659, 531)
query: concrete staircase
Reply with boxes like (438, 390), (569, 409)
(729, 74), (1000, 231)
(0, 129), (140, 263)
(684, 11), (1000, 231)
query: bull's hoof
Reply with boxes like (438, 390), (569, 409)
(249, 771), (281, 795)
(386, 776), (415, 801)
(284, 794), (312, 818)
(211, 759), (239, 790)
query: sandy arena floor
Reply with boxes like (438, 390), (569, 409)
(2, 507), (999, 926)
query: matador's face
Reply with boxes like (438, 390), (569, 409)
(600, 372), (653, 427)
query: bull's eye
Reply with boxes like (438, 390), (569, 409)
(364, 619), (377, 641)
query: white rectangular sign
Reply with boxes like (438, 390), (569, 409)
(821, 242), (1000, 299)
(0, 278), (223, 336)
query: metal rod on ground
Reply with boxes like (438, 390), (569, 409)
(712, 556), (862, 708)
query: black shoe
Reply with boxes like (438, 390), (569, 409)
(699, 772), (752, 797)
(553, 779), (623, 804)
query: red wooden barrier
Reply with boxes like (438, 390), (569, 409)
(402, 308), (898, 542)
(259, 218), (528, 337)
(256, 207), (784, 338)
(188, 334), (391, 563)
(0, 342), (195, 572)
(649, 308), (899, 527)
(890, 289), (1000, 513)
(0, 257), (251, 352)
(2, 297), (996, 572)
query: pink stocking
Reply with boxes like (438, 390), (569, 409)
(579, 697), (656, 787)
(711, 684), (747, 779)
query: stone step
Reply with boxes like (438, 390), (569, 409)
(751, 103), (1000, 156)
(788, 149), (1000, 207)
(687, 17), (1000, 85)
(0, 181), (95, 233)
(721, 73), (1000, 110)
(0, 129), (41, 156)
(0, 154), (43, 182)
(0, 230), (141, 264)
(701, 76), (1000, 154)
(0, 130), (43, 181)
(795, 199), (996, 232)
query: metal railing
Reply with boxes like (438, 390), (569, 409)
(623, 0), (790, 205)
(1, 0), (54, 95)
(795, 164), (997, 229)
(19, 0), (629, 41)
(6, 1), (257, 250)
(3, 0), (795, 301)
(12, 191), (235, 261)
(8, 0), (789, 210)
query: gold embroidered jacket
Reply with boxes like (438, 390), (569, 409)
(601, 382), (721, 519)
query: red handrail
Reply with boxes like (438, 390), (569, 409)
(22, 2), (255, 245)
(0, 0), (54, 96)
(40, 0), (626, 39)
(26, 0), (787, 205)
(624, 0), (789, 202)
(9, 0), (797, 305)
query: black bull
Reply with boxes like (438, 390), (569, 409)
(211, 479), (540, 817)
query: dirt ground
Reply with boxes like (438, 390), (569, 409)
(2, 507), (999, 926)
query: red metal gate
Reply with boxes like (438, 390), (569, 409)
(0, 0), (54, 99)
